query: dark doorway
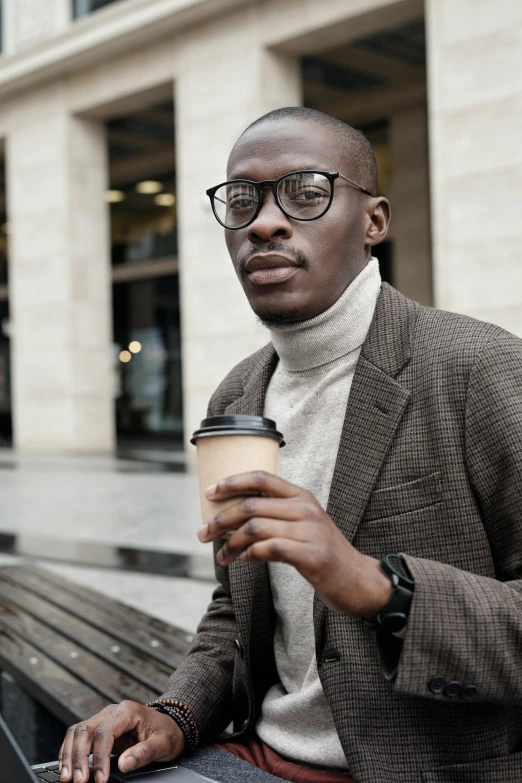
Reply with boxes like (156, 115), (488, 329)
(0, 156), (11, 446)
(112, 276), (183, 446)
(106, 97), (182, 451)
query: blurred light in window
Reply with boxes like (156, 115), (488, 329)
(154, 193), (176, 207)
(119, 350), (132, 363)
(136, 180), (163, 195)
(129, 341), (142, 354)
(105, 190), (126, 203)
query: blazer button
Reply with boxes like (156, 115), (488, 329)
(428, 675), (446, 694)
(462, 684), (478, 701)
(234, 639), (244, 658)
(444, 681), (462, 698)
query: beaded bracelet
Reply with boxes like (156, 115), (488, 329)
(153, 705), (196, 752)
(151, 698), (199, 744)
(147, 699), (199, 751)
(149, 704), (196, 752)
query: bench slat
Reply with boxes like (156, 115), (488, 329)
(0, 574), (173, 693)
(15, 565), (195, 648)
(0, 598), (161, 705)
(0, 626), (109, 725)
(2, 566), (190, 669)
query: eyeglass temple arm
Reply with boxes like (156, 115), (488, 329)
(338, 174), (374, 197)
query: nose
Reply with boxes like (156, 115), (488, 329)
(246, 191), (293, 244)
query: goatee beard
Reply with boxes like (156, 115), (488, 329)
(256, 308), (310, 328)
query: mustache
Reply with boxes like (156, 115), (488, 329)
(235, 242), (309, 274)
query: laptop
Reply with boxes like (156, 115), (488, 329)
(0, 713), (218, 783)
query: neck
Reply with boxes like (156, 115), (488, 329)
(268, 258), (382, 372)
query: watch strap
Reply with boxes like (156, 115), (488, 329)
(366, 554), (414, 633)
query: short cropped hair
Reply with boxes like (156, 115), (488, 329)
(241, 106), (378, 196)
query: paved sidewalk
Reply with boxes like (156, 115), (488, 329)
(0, 450), (215, 634)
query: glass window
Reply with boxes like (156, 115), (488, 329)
(110, 176), (177, 267)
(107, 99), (180, 450)
(0, 226), (7, 286)
(73, 0), (123, 20)
(113, 276), (183, 446)
(0, 300), (11, 444)
(0, 157), (10, 445)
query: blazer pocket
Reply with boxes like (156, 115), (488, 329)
(422, 750), (522, 782)
(364, 472), (442, 522)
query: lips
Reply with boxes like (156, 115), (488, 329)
(245, 253), (302, 285)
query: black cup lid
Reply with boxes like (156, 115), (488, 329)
(191, 414), (285, 446)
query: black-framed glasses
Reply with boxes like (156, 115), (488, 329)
(206, 170), (374, 230)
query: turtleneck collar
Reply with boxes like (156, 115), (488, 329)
(268, 257), (381, 372)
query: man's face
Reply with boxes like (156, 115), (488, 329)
(224, 117), (389, 325)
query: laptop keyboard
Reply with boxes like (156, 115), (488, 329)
(33, 762), (118, 782)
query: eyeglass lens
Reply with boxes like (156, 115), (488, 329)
(212, 172), (332, 229)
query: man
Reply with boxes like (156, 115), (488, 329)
(59, 107), (522, 783)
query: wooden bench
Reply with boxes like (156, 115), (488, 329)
(0, 564), (194, 764)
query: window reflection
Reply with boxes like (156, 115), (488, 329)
(73, 0), (122, 19)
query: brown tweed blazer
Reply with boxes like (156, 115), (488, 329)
(162, 284), (522, 783)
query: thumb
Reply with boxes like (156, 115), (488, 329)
(118, 734), (178, 773)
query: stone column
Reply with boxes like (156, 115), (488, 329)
(389, 107), (432, 305)
(175, 34), (302, 447)
(426, 0), (522, 335)
(6, 84), (114, 452)
(2, 0), (70, 55)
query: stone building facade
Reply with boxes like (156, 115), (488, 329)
(0, 0), (519, 454)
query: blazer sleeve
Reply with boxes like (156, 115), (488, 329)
(378, 330), (522, 704)
(157, 394), (239, 742)
(158, 565), (237, 742)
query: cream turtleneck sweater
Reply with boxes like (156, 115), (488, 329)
(257, 258), (382, 770)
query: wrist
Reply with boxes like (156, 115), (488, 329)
(148, 700), (198, 752)
(358, 555), (394, 619)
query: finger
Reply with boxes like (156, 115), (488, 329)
(205, 471), (300, 502)
(70, 723), (96, 783)
(200, 496), (303, 541)
(118, 731), (179, 774)
(218, 518), (306, 565)
(91, 722), (119, 783)
(60, 708), (116, 783)
(241, 537), (305, 565)
(91, 702), (141, 783)
(59, 724), (77, 782)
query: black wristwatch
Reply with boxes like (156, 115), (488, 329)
(369, 554), (415, 633)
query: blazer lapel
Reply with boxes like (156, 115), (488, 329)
(224, 343), (278, 418)
(221, 287), (418, 658)
(225, 344), (278, 660)
(314, 284), (417, 643)
(327, 284), (417, 540)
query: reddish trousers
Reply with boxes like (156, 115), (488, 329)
(213, 735), (355, 783)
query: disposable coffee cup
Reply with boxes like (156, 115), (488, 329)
(191, 414), (285, 526)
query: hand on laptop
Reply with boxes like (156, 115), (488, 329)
(59, 701), (184, 783)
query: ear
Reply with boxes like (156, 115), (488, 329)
(364, 197), (391, 247)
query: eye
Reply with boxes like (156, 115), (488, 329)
(229, 196), (257, 209)
(294, 188), (326, 202)
(288, 186), (330, 206)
